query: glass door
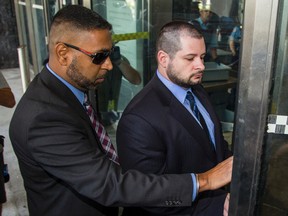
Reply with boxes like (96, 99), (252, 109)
(15, 0), (33, 72)
(15, 0), (48, 74)
(31, 0), (49, 70)
(257, 0), (288, 214)
(14, 0), (78, 76)
(90, 0), (148, 130)
(228, 0), (287, 215)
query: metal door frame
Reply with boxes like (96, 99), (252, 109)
(229, 0), (279, 215)
(14, 0), (39, 74)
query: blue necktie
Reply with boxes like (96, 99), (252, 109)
(186, 91), (200, 120)
(186, 91), (212, 141)
(186, 91), (215, 150)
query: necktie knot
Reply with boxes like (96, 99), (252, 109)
(83, 93), (91, 106)
(84, 94), (94, 117)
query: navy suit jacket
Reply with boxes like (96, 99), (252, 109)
(117, 74), (232, 215)
(9, 68), (193, 216)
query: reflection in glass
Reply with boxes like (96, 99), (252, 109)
(31, 1), (48, 69)
(91, 1), (243, 141)
(93, 0), (145, 126)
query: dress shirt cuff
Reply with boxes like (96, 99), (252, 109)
(191, 173), (199, 201)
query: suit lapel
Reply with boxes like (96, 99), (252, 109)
(170, 99), (217, 162)
(192, 85), (224, 162)
(40, 68), (105, 152)
(40, 68), (88, 120)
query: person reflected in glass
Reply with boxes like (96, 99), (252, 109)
(229, 25), (242, 67)
(97, 45), (141, 126)
(190, 0), (220, 63)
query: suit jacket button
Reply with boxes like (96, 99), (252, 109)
(175, 200), (182, 205)
(166, 200), (173, 206)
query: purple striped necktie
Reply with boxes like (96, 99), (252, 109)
(84, 94), (119, 164)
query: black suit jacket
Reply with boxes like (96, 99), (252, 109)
(117, 74), (232, 216)
(9, 68), (193, 216)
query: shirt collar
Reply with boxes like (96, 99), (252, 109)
(156, 70), (190, 104)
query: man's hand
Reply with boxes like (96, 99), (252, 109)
(198, 156), (233, 192)
(223, 193), (230, 216)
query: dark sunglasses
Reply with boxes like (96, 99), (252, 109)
(63, 42), (114, 65)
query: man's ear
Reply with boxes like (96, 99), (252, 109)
(157, 50), (169, 69)
(55, 43), (70, 66)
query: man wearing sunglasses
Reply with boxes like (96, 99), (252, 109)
(9, 5), (232, 216)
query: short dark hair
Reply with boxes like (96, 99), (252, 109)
(48, 5), (112, 52)
(50, 4), (112, 33)
(156, 21), (203, 58)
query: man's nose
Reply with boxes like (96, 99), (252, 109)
(103, 57), (113, 71)
(196, 58), (205, 71)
